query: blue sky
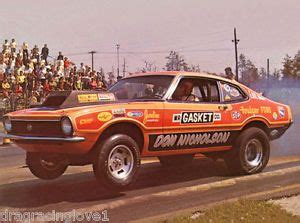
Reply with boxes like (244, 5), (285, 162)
(1, 0), (299, 74)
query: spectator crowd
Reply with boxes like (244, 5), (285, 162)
(0, 38), (109, 104)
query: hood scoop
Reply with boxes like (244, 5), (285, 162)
(40, 90), (116, 109)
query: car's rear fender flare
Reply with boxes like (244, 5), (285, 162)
(239, 117), (270, 139)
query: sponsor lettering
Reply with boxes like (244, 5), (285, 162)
(181, 112), (214, 124)
(127, 111), (143, 118)
(260, 106), (272, 114)
(149, 131), (233, 151)
(112, 108), (126, 116)
(213, 113), (222, 121)
(240, 106), (259, 115)
(79, 118), (93, 125)
(98, 93), (115, 101)
(172, 114), (182, 123)
(77, 94), (99, 103)
(143, 110), (160, 124)
(172, 112), (220, 123)
(97, 112), (113, 122)
(240, 106), (271, 115)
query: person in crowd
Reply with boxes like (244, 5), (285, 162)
(10, 39), (17, 53)
(48, 77), (57, 91)
(1, 38), (111, 110)
(2, 78), (10, 97)
(57, 51), (64, 60)
(43, 79), (51, 96)
(41, 44), (49, 64)
(2, 40), (10, 54)
(22, 42), (29, 65)
(74, 76), (82, 90)
(90, 77), (97, 90)
(17, 70), (26, 92)
(225, 67), (236, 80)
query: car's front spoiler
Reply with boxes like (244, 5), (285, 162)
(6, 134), (85, 143)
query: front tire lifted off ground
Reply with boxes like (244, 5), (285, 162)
(93, 134), (141, 191)
(26, 152), (68, 180)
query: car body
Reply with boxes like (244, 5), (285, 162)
(3, 72), (293, 190)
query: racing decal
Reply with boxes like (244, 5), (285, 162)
(98, 93), (116, 101)
(257, 93), (266, 100)
(181, 112), (213, 124)
(172, 112), (221, 124)
(213, 113), (222, 121)
(260, 106), (272, 114)
(77, 94), (99, 103)
(97, 112), (113, 122)
(223, 84), (231, 92)
(249, 91), (266, 100)
(148, 131), (237, 151)
(79, 118), (93, 125)
(240, 106), (259, 115)
(112, 108), (126, 117)
(240, 106), (271, 115)
(278, 106), (285, 118)
(172, 112), (213, 124)
(224, 95), (231, 101)
(273, 112), (278, 120)
(230, 88), (240, 97)
(127, 111), (143, 118)
(172, 114), (182, 123)
(143, 110), (160, 124)
(232, 111), (241, 120)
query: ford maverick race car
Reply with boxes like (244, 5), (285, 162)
(3, 72), (292, 190)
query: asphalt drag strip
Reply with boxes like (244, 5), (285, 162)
(0, 155), (300, 222)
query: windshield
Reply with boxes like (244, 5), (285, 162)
(109, 75), (174, 100)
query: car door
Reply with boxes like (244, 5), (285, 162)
(148, 76), (236, 153)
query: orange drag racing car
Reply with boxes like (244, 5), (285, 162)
(3, 72), (293, 190)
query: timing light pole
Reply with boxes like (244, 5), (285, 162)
(116, 43), (120, 78)
(232, 28), (240, 81)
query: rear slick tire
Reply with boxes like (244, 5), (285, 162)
(224, 127), (270, 175)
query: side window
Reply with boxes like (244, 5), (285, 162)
(220, 82), (246, 102)
(171, 78), (220, 103)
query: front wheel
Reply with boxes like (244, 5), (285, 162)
(93, 134), (141, 191)
(224, 127), (270, 175)
(26, 152), (68, 180)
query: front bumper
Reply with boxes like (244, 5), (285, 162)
(6, 134), (85, 143)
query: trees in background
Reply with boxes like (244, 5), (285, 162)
(164, 51), (202, 72)
(238, 54), (259, 84)
(165, 51), (188, 71)
(282, 51), (300, 79)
